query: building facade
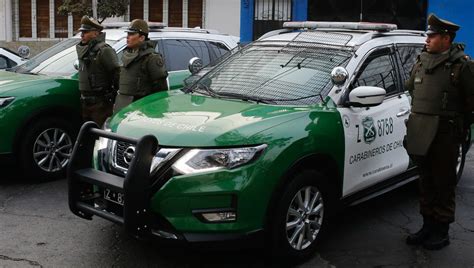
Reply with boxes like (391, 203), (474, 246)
(0, 0), (241, 42)
(240, 0), (474, 54)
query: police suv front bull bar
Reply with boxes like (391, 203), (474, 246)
(68, 121), (159, 238)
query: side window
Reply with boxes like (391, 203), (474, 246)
(0, 56), (8, 69)
(162, 39), (211, 71)
(7, 58), (18, 68)
(208, 42), (231, 66)
(396, 45), (423, 81)
(352, 48), (400, 96)
(208, 42), (230, 58)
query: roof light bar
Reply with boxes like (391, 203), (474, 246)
(283, 21), (397, 32)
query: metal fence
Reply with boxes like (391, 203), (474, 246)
(253, 0), (292, 40)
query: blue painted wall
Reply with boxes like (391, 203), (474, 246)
(240, 0), (254, 44)
(292, 0), (308, 21)
(428, 0), (474, 55)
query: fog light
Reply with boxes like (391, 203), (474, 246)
(200, 211), (236, 222)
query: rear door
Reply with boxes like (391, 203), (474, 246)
(338, 46), (411, 197)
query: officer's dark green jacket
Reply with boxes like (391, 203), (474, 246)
(118, 40), (168, 97)
(76, 33), (120, 95)
(405, 44), (474, 156)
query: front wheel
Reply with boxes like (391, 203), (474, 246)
(268, 170), (331, 261)
(19, 117), (76, 180)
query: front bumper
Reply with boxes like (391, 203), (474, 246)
(68, 122), (266, 243)
(68, 122), (159, 238)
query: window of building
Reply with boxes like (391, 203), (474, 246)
(188, 0), (203, 28)
(149, 0), (164, 22)
(169, 0), (183, 27)
(19, 0), (32, 38)
(130, 0), (144, 20)
(37, 0), (50, 38)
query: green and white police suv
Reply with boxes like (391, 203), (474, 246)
(68, 22), (470, 259)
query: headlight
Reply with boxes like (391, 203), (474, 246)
(172, 145), (267, 175)
(93, 125), (112, 170)
(0, 97), (15, 108)
(95, 123), (112, 151)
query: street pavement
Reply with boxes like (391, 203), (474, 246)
(1, 152), (473, 268)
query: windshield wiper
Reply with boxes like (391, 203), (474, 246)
(258, 93), (326, 105)
(215, 92), (277, 104)
(187, 80), (219, 98)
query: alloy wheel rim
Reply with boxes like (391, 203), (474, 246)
(33, 128), (73, 173)
(286, 186), (324, 251)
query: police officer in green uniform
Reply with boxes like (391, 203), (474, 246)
(405, 14), (474, 250)
(76, 16), (120, 126)
(113, 19), (168, 113)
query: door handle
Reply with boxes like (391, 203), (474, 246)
(396, 109), (410, 117)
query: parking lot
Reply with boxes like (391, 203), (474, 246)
(0, 151), (473, 268)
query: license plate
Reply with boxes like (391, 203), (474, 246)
(104, 188), (124, 206)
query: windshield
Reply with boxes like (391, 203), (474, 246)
(11, 37), (116, 77)
(188, 41), (352, 106)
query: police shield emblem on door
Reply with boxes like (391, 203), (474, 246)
(362, 117), (377, 144)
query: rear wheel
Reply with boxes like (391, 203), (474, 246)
(268, 170), (331, 261)
(19, 117), (76, 180)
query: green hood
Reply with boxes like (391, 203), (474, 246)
(110, 91), (310, 147)
(0, 71), (55, 96)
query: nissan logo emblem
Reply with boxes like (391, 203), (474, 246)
(123, 146), (135, 164)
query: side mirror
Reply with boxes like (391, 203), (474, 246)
(183, 75), (200, 87)
(17, 45), (30, 58)
(348, 86), (386, 107)
(73, 59), (79, 71)
(331, 66), (348, 86)
(188, 57), (203, 75)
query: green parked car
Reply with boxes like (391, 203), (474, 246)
(68, 22), (470, 259)
(0, 23), (238, 179)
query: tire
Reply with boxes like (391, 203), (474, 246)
(19, 117), (77, 180)
(268, 170), (332, 262)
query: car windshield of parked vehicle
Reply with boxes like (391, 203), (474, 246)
(11, 38), (116, 76)
(187, 40), (352, 106)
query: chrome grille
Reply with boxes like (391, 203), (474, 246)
(110, 141), (180, 175)
(114, 141), (133, 171)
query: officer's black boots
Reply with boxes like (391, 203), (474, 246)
(406, 216), (432, 245)
(423, 222), (450, 250)
(407, 218), (450, 250)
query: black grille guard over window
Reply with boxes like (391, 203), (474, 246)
(68, 121), (159, 239)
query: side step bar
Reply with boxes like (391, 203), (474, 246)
(68, 121), (159, 238)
